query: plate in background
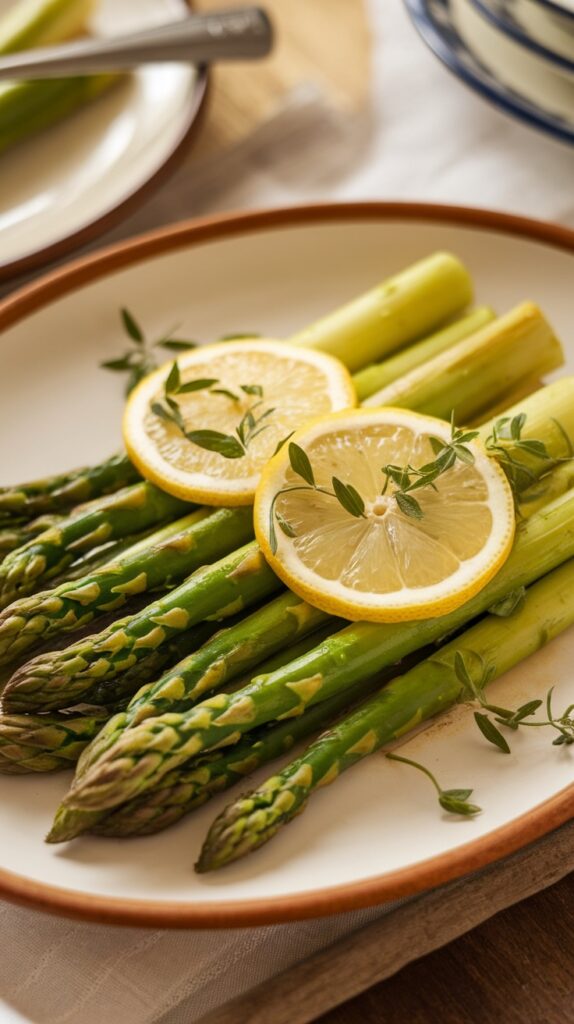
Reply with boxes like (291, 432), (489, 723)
(0, 202), (572, 927)
(0, 0), (206, 281)
(404, 0), (574, 144)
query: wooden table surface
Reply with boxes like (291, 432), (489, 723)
(317, 872), (574, 1023)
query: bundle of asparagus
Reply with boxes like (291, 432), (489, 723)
(1, 249), (572, 876)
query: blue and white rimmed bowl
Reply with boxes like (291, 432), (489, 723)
(474, 0), (574, 66)
(404, 0), (574, 144)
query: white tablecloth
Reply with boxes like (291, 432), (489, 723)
(2, 2), (573, 1022)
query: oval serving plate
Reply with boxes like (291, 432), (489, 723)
(0, 0), (206, 282)
(0, 202), (572, 927)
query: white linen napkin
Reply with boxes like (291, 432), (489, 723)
(0, 898), (401, 1023)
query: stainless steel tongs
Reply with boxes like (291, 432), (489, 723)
(0, 6), (273, 79)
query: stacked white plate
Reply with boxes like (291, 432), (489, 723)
(404, 0), (574, 143)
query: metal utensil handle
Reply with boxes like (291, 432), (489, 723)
(0, 6), (273, 79)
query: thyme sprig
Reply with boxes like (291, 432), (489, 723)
(101, 308), (198, 395)
(381, 414), (480, 520)
(268, 441), (366, 554)
(454, 651), (574, 753)
(484, 413), (555, 502)
(101, 309), (262, 395)
(152, 361), (274, 460)
(269, 419), (483, 551)
(386, 752), (482, 816)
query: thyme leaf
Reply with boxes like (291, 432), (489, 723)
(386, 752), (481, 817)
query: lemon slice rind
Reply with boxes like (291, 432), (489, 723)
(122, 338), (356, 506)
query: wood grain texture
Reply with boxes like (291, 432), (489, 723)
(196, 818), (574, 1024)
(192, 0), (371, 155)
(318, 872), (574, 1024)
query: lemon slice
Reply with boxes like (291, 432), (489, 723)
(254, 408), (515, 622)
(123, 339), (356, 506)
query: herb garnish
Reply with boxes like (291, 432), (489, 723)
(101, 308), (198, 395)
(454, 651), (574, 752)
(101, 309), (262, 395)
(268, 417), (481, 552)
(386, 752), (482, 816)
(381, 414), (480, 520)
(268, 441), (367, 554)
(484, 413), (558, 502)
(152, 361), (274, 460)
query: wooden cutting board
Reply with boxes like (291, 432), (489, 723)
(192, 0), (371, 155)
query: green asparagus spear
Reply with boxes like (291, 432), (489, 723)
(46, 528), (162, 587)
(0, 453), (139, 521)
(518, 460), (574, 518)
(83, 617), (222, 709)
(0, 74), (117, 156)
(0, 515), (63, 560)
(196, 556), (574, 870)
(93, 667), (382, 838)
(6, 541), (282, 716)
(291, 253), (473, 370)
(0, 709), (109, 774)
(0, 506), (255, 673)
(352, 306), (495, 401)
(363, 302), (563, 419)
(0, 0), (117, 158)
(0, 482), (192, 608)
(47, 487), (574, 841)
(0, 0), (95, 52)
(0, 620), (223, 774)
(76, 592), (338, 774)
(0, 620), (336, 777)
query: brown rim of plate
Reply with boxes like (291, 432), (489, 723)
(0, 61), (208, 283)
(0, 201), (572, 929)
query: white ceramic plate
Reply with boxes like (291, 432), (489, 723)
(0, 203), (573, 927)
(0, 0), (206, 281)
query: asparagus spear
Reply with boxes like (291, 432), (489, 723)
(0, 506), (255, 670)
(46, 528), (161, 587)
(47, 487), (574, 841)
(76, 593), (338, 774)
(0, 0), (118, 157)
(0, 621), (337, 778)
(5, 541), (283, 716)
(0, 515), (63, 559)
(518, 460), (574, 518)
(0, 481), (192, 608)
(353, 306), (495, 401)
(196, 556), (574, 870)
(0, 619), (223, 774)
(0, 454), (139, 522)
(0, 0), (95, 52)
(363, 302), (563, 419)
(0, 709), (109, 774)
(291, 252), (473, 371)
(82, 617), (222, 709)
(0, 74), (117, 156)
(93, 666), (383, 838)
